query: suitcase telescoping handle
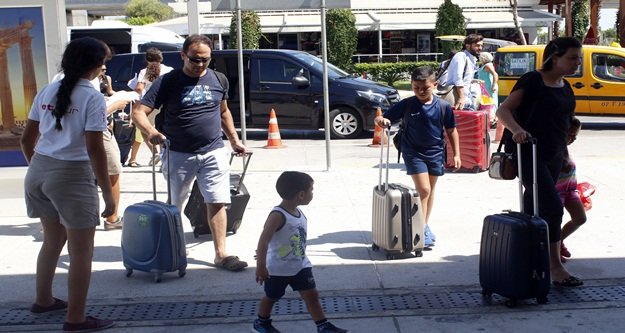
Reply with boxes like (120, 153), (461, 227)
(229, 151), (253, 193)
(516, 138), (539, 217)
(151, 140), (172, 203)
(377, 128), (391, 192)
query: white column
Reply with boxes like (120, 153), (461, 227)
(187, 0), (200, 35)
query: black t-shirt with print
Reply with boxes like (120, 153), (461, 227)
(142, 69), (229, 154)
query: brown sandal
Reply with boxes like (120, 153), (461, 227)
(215, 256), (248, 272)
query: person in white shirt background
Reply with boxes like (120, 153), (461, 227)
(127, 47), (173, 166)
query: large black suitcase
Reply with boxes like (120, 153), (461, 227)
(122, 141), (187, 282)
(479, 139), (551, 306)
(184, 152), (251, 237)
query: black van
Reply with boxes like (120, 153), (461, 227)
(106, 49), (400, 139)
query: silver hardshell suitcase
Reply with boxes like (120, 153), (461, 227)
(371, 129), (425, 259)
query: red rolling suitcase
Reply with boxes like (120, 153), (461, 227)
(184, 152), (252, 237)
(445, 109), (490, 172)
(122, 141), (187, 282)
(479, 139), (551, 306)
(371, 129), (425, 259)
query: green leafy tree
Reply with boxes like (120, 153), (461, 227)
(325, 9), (358, 71)
(125, 0), (174, 25)
(603, 27), (616, 40)
(126, 16), (157, 26)
(435, 0), (466, 55)
(572, 0), (590, 41)
(229, 11), (262, 49)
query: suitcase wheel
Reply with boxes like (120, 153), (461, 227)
(481, 289), (492, 298)
(231, 220), (242, 234)
(125, 268), (133, 278)
(193, 230), (199, 238)
(371, 243), (379, 251)
(386, 253), (396, 260)
(178, 268), (186, 278)
(154, 273), (163, 283)
(536, 295), (548, 304)
(414, 250), (423, 258)
(504, 299), (518, 308)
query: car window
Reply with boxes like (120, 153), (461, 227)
(162, 52), (183, 69)
(258, 58), (301, 83)
(592, 53), (625, 82)
(495, 51), (537, 77)
(106, 55), (133, 87)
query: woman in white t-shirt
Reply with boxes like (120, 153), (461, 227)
(20, 37), (116, 332)
(127, 47), (173, 166)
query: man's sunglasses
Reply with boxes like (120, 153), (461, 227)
(187, 56), (211, 64)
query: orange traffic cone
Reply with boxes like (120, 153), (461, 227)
(369, 107), (388, 147)
(264, 108), (286, 149)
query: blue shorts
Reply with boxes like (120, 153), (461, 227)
(403, 150), (445, 176)
(264, 267), (316, 300)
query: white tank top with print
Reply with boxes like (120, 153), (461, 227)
(266, 206), (312, 276)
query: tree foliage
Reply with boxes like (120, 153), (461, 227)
(125, 0), (174, 24)
(435, 0), (466, 55)
(325, 9), (358, 71)
(354, 61), (439, 86)
(229, 11), (263, 49)
(126, 16), (157, 26)
(572, 0), (590, 41)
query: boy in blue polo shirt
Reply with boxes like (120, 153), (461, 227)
(375, 67), (461, 248)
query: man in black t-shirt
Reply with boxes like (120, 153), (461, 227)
(133, 35), (248, 272)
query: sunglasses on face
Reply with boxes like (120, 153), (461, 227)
(186, 56), (211, 64)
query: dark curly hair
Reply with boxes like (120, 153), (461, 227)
(144, 47), (163, 82)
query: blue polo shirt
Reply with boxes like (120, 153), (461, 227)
(384, 95), (455, 154)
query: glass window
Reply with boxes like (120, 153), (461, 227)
(495, 52), (537, 77)
(258, 59), (301, 83)
(592, 53), (625, 82)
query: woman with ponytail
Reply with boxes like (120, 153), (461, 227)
(20, 37), (116, 332)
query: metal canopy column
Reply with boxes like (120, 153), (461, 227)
(211, 0), (351, 171)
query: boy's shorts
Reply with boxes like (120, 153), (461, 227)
(403, 150), (445, 176)
(24, 154), (100, 229)
(264, 267), (316, 300)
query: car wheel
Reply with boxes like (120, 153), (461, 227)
(329, 108), (362, 139)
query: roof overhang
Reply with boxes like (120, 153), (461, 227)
(151, 8), (563, 35)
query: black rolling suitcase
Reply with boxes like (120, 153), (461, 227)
(184, 152), (252, 237)
(480, 139), (550, 306)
